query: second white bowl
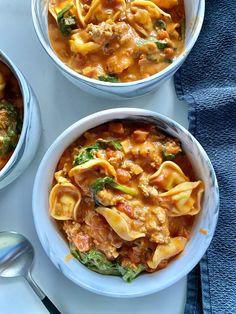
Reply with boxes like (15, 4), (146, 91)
(32, 108), (219, 297)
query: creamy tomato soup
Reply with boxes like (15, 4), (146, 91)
(48, 0), (185, 82)
(49, 121), (204, 282)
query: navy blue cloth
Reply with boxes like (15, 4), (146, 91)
(174, 0), (236, 313)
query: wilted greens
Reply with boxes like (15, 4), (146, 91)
(74, 139), (122, 166)
(57, 3), (77, 36)
(98, 75), (119, 83)
(70, 243), (146, 282)
(90, 176), (138, 205)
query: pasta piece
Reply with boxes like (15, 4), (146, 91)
(95, 206), (145, 241)
(166, 22), (181, 40)
(70, 33), (101, 55)
(84, 0), (101, 23)
(150, 0), (178, 9)
(49, 182), (82, 220)
(84, 0), (126, 24)
(75, 0), (86, 27)
(147, 236), (187, 269)
(149, 161), (188, 190)
(54, 170), (69, 184)
(126, 7), (153, 37)
(158, 181), (204, 216)
(70, 38), (101, 55)
(131, 0), (171, 19)
(48, 2), (58, 21)
(69, 158), (117, 183)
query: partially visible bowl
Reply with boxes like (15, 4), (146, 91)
(32, 0), (205, 99)
(32, 108), (219, 298)
(0, 50), (41, 189)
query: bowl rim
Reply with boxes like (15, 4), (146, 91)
(31, 0), (205, 87)
(32, 108), (219, 297)
(0, 50), (30, 179)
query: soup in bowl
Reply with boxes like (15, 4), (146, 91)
(32, 108), (219, 297)
(0, 50), (41, 189)
(48, 0), (185, 83)
(32, 0), (205, 98)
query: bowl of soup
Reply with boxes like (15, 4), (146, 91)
(0, 50), (41, 189)
(32, 108), (219, 297)
(32, 0), (204, 98)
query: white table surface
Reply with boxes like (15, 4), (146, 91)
(0, 1), (189, 313)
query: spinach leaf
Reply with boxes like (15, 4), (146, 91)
(70, 243), (146, 282)
(73, 140), (122, 166)
(97, 139), (122, 150)
(136, 38), (168, 50)
(57, 3), (76, 36)
(98, 75), (119, 83)
(74, 143), (100, 166)
(155, 40), (168, 50)
(70, 244), (120, 275)
(154, 19), (167, 30)
(90, 176), (138, 205)
(117, 264), (146, 283)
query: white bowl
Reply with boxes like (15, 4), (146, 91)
(0, 50), (41, 189)
(32, 108), (219, 298)
(32, 0), (205, 99)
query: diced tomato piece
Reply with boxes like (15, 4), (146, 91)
(157, 30), (169, 40)
(74, 233), (91, 252)
(108, 122), (124, 134)
(117, 169), (131, 184)
(117, 201), (134, 218)
(164, 48), (175, 59)
(132, 129), (149, 143)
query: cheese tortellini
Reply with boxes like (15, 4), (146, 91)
(49, 182), (82, 220)
(158, 181), (204, 216)
(148, 236), (187, 269)
(150, 161), (189, 190)
(95, 206), (145, 241)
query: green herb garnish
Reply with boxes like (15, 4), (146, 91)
(74, 140), (122, 166)
(155, 40), (168, 50)
(70, 244), (146, 282)
(162, 149), (183, 161)
(136, 38), (168, 50)
(165, 58), (173, 64)
(98, 75), (119, 83)
(155, 19), (167, 30)
(57, 3), (76, 36)
(90, 176), (138, 205)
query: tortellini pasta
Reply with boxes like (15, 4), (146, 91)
(70, 33), (101, 55)
(69, 158), (117, 184)
(84, 0), (126, 24)
(150, 0), (179, 9)
(131, 0), (171, 19)
(49, 182), (82, 220)
(158, 181), (204, 216)
(95, 206), (145, 241)
(149, 161), (189, 190)
(147, 236), (187, 269)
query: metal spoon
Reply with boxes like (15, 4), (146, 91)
(0, 231), (61, 314)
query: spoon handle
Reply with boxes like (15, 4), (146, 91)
(26, 272), (61, 314)
(42, 296), (61, 314)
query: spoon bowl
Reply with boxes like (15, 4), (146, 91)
(0, 232), (34, 278)
(0, 231), (61, 313)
